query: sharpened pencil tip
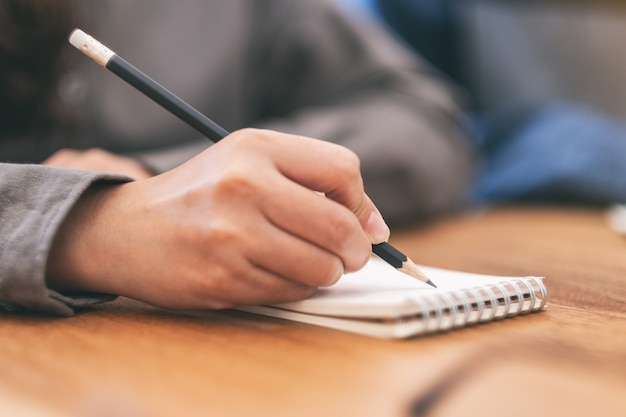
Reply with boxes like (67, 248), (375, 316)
(372, 242), (438, 288)
(399, 257), (437, 288)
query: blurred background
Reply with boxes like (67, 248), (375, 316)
(339, 0), (626, 208)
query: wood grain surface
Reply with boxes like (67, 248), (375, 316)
(1, 206), (625, 417)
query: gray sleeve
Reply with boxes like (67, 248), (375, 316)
(252, 2), (477, 224)
(0, 163), (131, 316)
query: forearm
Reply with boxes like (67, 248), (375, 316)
(0, 163), (130, 315)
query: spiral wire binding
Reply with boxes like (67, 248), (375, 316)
(455, 290), (473, 325)
(494, 282), (512, 318)
(426, 293), (445, 332)
(507, 279), (526, 316)
(483, 285), (499, 321)
(415, 277), (547, 334)
(530, 277), (547, 310)
(464, 287), (485, 325)
(438, 292), (458, 331)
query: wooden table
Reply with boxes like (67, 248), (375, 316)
(1, 206), (625, 417)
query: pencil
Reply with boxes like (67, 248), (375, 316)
(68, 29), (228, 142)
(372, 242), (436, 287)
(68, 29), (436, 288)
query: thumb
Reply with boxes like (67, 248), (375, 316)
(350, 193), (391, 244)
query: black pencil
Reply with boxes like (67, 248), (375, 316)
(372, 242), (435, 287)
(68, 29), (436, 288)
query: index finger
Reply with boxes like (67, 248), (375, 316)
(238, 129), (391, 243)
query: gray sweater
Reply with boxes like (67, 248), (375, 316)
(458, 1), (626, 118)
(0, 0), (475, 315)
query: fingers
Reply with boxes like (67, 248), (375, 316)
(219, 271), (318, 307)
(258, 171), (371, 273)
(228, 129), (390, 243)
(247, 214), (350, 286)
(271, 133), (389, 242)
(144, 215), (327, 309)
(159, 261), (318, 310)
(178, 192), (352, 288)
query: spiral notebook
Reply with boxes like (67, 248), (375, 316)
(238, 257), (547, 339)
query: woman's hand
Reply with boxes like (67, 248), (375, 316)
(46, 129), (390, 310)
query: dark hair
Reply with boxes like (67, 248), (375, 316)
(0, 0), (79, 135)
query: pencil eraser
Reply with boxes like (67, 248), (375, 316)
(68, 28), (115, 67)
(68, 29), (88, 49)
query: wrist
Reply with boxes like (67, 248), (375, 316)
(45, 181), (131, 295)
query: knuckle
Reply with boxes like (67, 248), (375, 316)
(212, 171), (258, 199)
(227, 128), (273, 149)
(318, 259), (344, 287)
(204, 221), (241, 247)
(327, 210), (360, 242)
(344, 244), (371, 273)
(325, 213), (371, 273)
(182, 217), (242, 250)
(334, 148), (362, 181)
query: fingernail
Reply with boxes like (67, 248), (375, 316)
(367, 211), (390, 244)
